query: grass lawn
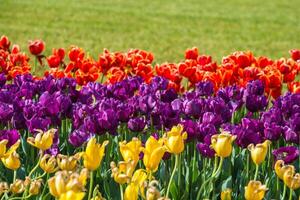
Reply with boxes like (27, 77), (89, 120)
(1, 0), (300, 63)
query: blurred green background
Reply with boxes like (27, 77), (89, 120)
(1, 0), (300, 63)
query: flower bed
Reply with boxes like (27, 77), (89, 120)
(0, 35), (299, 200)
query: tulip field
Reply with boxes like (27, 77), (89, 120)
(0, 35), (299, 200)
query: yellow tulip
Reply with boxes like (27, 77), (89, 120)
(66, 169), (89, 192)
(210, 132), (236, 158)
(82, 138), (109, 171)
(40, 154), (58, 173)
(0, 182), (9, 195)
(27, 129), (56, 151)
(244, 180), (268, 200)
(119, 137), (142, 165)
(164, 124), (187, 154)
(124, 183), (139, 200)
(59, 190), (85, 200)
(0, 140), (20, 158)
(221, 188), (232, 200)
(29, 179), (43, 195)
(283, 170), (300, 190)
(48, 169), (88, 198)
(248, 140), (271, 165)
(110, 160), (135, 184)
(91, 194), (106, 200)
(124, 169), (147, 200)
(142, 136), (166, 172)
(57, 153), (81, 171)
(1, 151), (20, 170)
(10, 179), (27, 194)
(48, 171), (68, 197)
(274, 160), (295, 180)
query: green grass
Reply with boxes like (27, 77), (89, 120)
(1, 0), (300, 63)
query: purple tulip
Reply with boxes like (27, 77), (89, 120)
(273, 146), (299, 164)
(128, 117), (146, 132)
(196, 143), (215, 158)
(0, 130), (20, 147)
(195, 81), (214, 97)
(69, 126), (91, 147)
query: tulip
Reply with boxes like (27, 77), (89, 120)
(164, 124), (187, 154)
(48, 172), (67, 197)
(0, 182), (9, 195)
(142, 136), (166, 172)
(82, 138), (108, 171)
(40, 154), (58, 173)
(244, 180), (268, 200)
(1, 151), (20, 170)
(274, 160), (295, 180)
(10, 179), (27, 194)
(0, 139), (20, 158)
(48, 169), (88, 198)
(283, 170), (300, 190)
(110, 160), (135, 184)
(27, 129), (56, 151)
(124, 169), (147, 200)
(59, 190), (85, 200)
(248, 140), (271, 165)
(119, 137), (142, 166)
(28, 39), (45, 55)
(146, 180), (161, 200)
(210, 132), (236, 158)
(0, 35), (10, 50)
(57, 153), (81, 171)
(29, 179), (43, 195)
(221, 188), (232, 200)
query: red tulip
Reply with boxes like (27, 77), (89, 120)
(185, 47), (199, 60)
(290, 49), (300, 61)
(0, 35), (10, 51)
(28, 39), (45, 55)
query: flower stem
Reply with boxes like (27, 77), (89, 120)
(13, 170), (17, 182)
(88, 171), (94, 200)
(288, 188), (293, 200)
(254, 164), (259, 180)
(120, 184), (124, 200)
(166, 154), (179, 198)
(282, 184), (287, 200)
(197, 157), (224, 199)
(35, 172), (46, 180)
(28, 153), (42, 178)
(212, 156), (219, 175)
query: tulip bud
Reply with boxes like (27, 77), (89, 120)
(244, 180), (268, 200)
(0, 35), (10, 50)
(28, 39), (45, 55)
(29, 179), (43, 195)
(142, 136), (166, 172)
(248, 140), (271, 165)
(0, 182), (9, 195)
(221, 188), (232, 200)
(210, 132), (236, 158)
(164, 124), (188, 154)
